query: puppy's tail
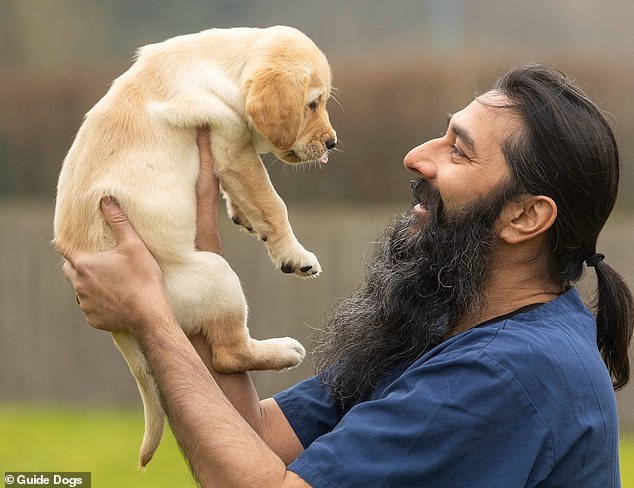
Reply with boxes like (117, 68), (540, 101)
(137, 375), (165, 468)
(111, 331), (165, 468)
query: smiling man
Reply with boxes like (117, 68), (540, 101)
(63, 64), (632, 487)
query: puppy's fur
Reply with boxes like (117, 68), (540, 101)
(53, 26), (336, 467)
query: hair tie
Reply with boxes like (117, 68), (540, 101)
(585, 253), (605, 268)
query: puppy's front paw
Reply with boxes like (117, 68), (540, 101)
(271, 242), (321, 278)
(227, 205), (256, 235)
(223, 193), (257, 236)
(231, 212), (256, 235)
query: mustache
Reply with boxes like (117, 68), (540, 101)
(410, 177), (444, 215)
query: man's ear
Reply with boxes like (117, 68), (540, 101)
(498, 195), (557, 244)
(245, 69), (309, 151)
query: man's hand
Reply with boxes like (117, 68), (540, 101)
(62, 197), (170, 334)
(195, 126), (223, 254)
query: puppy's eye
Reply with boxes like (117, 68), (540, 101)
(308, 101), (318, 112)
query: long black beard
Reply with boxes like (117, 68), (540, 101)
(314, 177), (517, 410)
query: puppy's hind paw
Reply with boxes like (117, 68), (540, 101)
(261, 337), (306, 370)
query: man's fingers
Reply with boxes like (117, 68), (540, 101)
(195, 125), (220, 206)
(100, 196), (139, 245)
(59, 247), (77, 266)
(196, 126), (213, 164)
(196, 126), (216, 193)
(62, 259), (84, 306)
(62, 260), (77, 284)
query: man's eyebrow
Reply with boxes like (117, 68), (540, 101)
(446, 113), (476, 154)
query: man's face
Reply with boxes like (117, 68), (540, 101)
(403, 91), (519, 223)
(315, 93), (524, 407)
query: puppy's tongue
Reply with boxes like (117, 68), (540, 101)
(318, 153), (329, 164)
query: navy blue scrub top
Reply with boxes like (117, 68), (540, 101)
(274, 288), (620, 487)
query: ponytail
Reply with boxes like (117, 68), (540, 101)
(492, 65), (633, 390)
(593, 260), (634, 390)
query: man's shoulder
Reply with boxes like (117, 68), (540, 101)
(443, 288), (596, 361)
(483, 288), (598, 365)
(411, 288), (610, 403)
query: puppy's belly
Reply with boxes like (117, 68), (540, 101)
(95, 149), (200, 260)
(162, 251), (247, 335)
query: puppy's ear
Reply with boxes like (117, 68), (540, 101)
(245, 69), (309, 150)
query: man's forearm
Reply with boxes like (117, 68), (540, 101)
(135, 310), (289, 488)
(189, 334), (264, 432)
(61, 192), (304, 485)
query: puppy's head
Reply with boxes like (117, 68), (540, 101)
(245, 27), (337, 164)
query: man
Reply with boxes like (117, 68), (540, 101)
(63, 64), (632, 487)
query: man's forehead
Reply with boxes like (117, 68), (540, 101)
(476, 90), (509, 106)
(452, 93), (507, 122)
(450, 93), (520, 145)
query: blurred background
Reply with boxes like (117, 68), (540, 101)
(1, 0), (633, 486)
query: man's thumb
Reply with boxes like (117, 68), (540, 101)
(101, 196), (135, 243)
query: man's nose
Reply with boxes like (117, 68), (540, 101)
(403, 141), (437, 180)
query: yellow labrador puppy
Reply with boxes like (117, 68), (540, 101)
(54, 25), (336, 466)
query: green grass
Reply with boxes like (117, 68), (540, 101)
(1, 404), (634, 487)
(0, 405), (194, 488)
(623, 437), (634, 488)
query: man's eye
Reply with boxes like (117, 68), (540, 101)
(450, 144), (467, 160)
(308, 101), (318, 112)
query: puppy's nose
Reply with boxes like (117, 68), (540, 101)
(325, 138), (337, 150)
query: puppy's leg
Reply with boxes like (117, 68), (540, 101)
(111, 331), (164, 468)
(163, 251), (305, 372)
(220, 183), (255, 235)
(217, 149), (321, 277)
(207, 311), (306, 373)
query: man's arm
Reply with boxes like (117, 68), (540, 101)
(190, 127), (303, 466)
(189, 334), (304, 466)
(64, 197), (309, 487)
(135, 297), (307, 487)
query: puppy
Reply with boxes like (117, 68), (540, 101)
(53, 25), (336, 467)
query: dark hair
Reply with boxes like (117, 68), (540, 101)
(493, 64), (633, 390)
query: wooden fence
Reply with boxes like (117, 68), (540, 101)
(1, 201), (633, 431)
